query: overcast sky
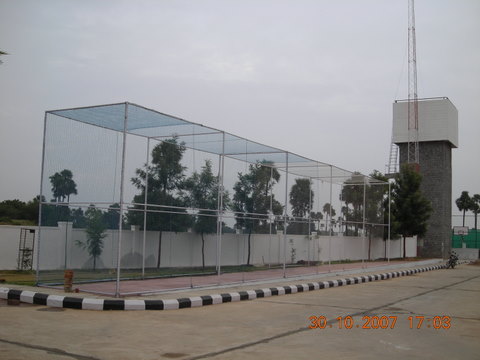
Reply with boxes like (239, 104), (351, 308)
(0, 0), (479, 221)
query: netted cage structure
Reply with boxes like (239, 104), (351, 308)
(37, 102), (392, 296)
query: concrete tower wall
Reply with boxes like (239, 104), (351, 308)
(398, 142), (452, 258)
(394, 98), (457, 259)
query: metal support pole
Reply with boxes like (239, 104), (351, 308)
(362, 176), (367, 268)
(268, 167), (273, 267)
(328, 166), (332, 269)
(142, 138), (150, 279)
(340, 184), (345, 271)
(115, 102), (128, 298)
(308, 177), (312, 266)
(216, 132), (225, 277)
(36, 112), (48, 285)
(388, 181), (391, 263)
(64, 212), (69, 270)
(283, 152), (289, 278)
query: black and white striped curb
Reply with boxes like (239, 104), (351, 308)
(0, 265), (449, 311)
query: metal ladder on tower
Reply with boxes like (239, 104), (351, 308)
(387, 139), (399, 175)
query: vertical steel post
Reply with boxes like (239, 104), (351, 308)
(340, 184), (345, 271)
(36, 112), (48, 285)
(283, 152), (289, 278)
(115, 102), (128, 298)
(362, 176), (367, 268)
(64, 213), (69, 269)
(308, 177), (312, 265)
(217, 132), (225, 277)
(328, 166), (333, 269)
(388, 180), (391, 263)
(268, 166), (273, 267)
(142, 138), (150, 279)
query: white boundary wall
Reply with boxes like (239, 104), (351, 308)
(0, 225), (417, 270)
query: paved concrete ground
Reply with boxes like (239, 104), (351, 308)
(1, 263), (479, 360)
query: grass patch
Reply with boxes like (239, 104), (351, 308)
(0, 270), (36, 286)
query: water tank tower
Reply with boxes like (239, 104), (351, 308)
(393, 97), (458, 258)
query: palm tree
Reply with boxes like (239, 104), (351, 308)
(455, 191), (472, 227)
(49, 169), (78, 203)
(471, 194), (480, 248)
(471, 194), (480, 232)
(50, 169), (78, 268)
(322, 203), (336, 234)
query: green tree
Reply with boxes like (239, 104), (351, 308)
(184, 160), (229, 269)
(128, 138), (192, 268)
(24, 196), (41, 223)
(391, 164), (432, 258)
(233, 161), (283, 265)
(471, 194), (480, 247)
(322, 203), (336, 234)
(310, 211), (323, 232)
(0, 199), (26, 220)
(77, 205), (106, 270)
(288, 178), (314, 235)
(456, 191), (472, 227)
(341, 172), (364, 236)
(71, 208), (86, 228)
(104, 203), (121, 229)
(471, 194), (480, 230)
(365, 170), (388, 260)
(49, 169), (78, 203)
(0, 197), (41, 224)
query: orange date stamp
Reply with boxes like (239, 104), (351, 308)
(309, 315), (451, 329)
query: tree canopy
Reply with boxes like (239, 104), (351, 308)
(471, 194), (480, 231)
(233, 161), (283, 265)
(288, 178), (315, 235)
(49, 169), (78, 203)
(184, 159), (229, 268)
(0, 197), (40, 224)
(128, 138), (191, 268)
(391, 164), (432, 257)
(341, 172), (365, 236)
(76, 205), (107, 270)
(128, 138), (191, 232)
(456, 191), (472, 227)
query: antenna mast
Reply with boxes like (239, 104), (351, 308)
(407, 0), (419, 166)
